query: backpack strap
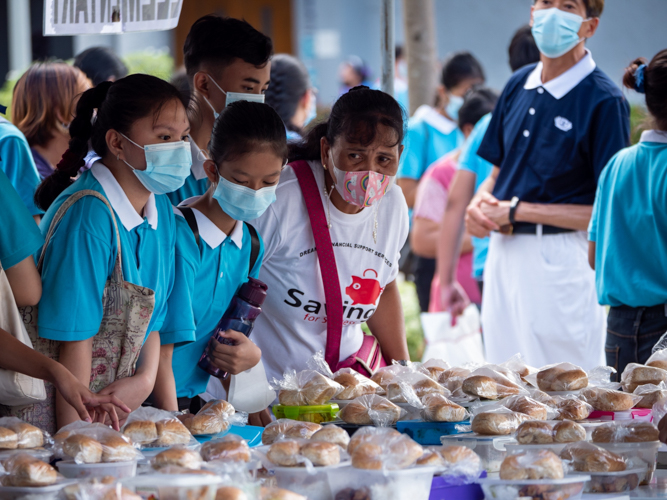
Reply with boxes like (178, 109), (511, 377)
(291, 160), (343, 372)
(179, 206), (200, 246)
(245, 222), (260, 276)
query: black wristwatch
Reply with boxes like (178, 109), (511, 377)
(509, 196), (521, 225)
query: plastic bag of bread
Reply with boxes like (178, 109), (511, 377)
(462, 365), (526, 400)
(531, 362), (588, 392)
(0, 453), (58, 487)
(62, 476), (143, 500)
(553, 395), (593, 421)
(500, 449), (564, 480)
(52, 422), (140, 464)
(591, 421), (659, 443)
(516, 421), (554, 444)
(273, 369), (344, 406)
(471, 408), (530, 436)
(189, 400), (248, 436)
(501, 395), (558, 420)
(621, 363), (667, 393)
(332, 368), (382, 400)
(500, 353), (538, 384)
(553, 421), (586, 443)
(416, 445), (482, 483)
(264, 439), (341, 468)
(370, 364), (410, 390)
(528, 388), (557, 407)
(310, 425), (350, 450)
(262, 419), (322, 445)
(399, 380), (467, 422)
(439, 367), (473, 398)
(647, 336), (667, 370)
(260, 487), (306, 500)
(121, 407), (197, 447)
(386, 371), (448, 403)
(201, 435), (250, 463)
(580, 387), (641, 412)
(634, 382), (667, 409)
(348, 428), (423, 470)
(0, 417), (48, 449)
(420, 359), (451, 381)
(338, 394), (405, 426)
(560, 441), (626, 472)
(152, 446), (203, 470)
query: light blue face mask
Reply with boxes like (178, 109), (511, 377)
(213, 174), (277, 222)
(446, 94), (464, 121)
(203, 74), (266, 120)
(532, 8), (588, 59)
(121, 134), (192, 195)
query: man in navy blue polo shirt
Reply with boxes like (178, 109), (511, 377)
(465, 0), (630, 370)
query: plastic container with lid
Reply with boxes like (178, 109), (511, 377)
(440, 433), (514, 473)
(504, 442), (568, 455)
(56, 460), (137, 479)
(326, 465), (437, 500)
(122, 474), (222, 500)
(273, 464), (346, 500)
(478, 475), (589, 500)
(569, 468), (645, 493)
(0, 448), (52, 462)
(396, 419), (469, 445)
(594, 441), (661, 485)
(0, 480), (77, 500)
(272, 404), (340, 424)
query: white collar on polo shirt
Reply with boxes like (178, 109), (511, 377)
(91, 162), (158, 230)
(177, 197), (244, 249)
(420, 106), (458, 135)
(640, 130), (667, 144)
(524, 49), (596, 100)
(190, 136), (209, 181)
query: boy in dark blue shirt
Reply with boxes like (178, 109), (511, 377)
(465, 0), (629, 370)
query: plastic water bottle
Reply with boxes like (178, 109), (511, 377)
(198, 277), (268, 379)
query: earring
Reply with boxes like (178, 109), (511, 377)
(116, 154), (120, 161)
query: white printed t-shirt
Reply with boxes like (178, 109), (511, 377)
(250, 160), (409, 383)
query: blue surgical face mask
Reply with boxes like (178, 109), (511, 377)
(446, 94), (464, 121)
(203, 74), (266, 120)
(304, 91), (317, 127)
(121, 134), (192, 195)
(213, 174), (277, 222)
(531, 8), (589, 59)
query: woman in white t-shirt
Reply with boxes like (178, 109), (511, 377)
(251, 86), (410, 386)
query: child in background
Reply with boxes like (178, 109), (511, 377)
(168, 15), (273, 205)
(589, 50), (667, 376)
(156, 101), (287, 426)
(411, 88), (498, 311)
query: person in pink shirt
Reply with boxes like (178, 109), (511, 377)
(411, 88), (498, 312)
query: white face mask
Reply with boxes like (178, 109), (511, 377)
(203, 74), (266, 120)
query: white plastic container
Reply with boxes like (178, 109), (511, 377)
(0, 480), (76, 500)
(594, 441), (660, 485)
(570, 468), (645, 493)
(326, 465), (437, 500)
(0, 448), (52, 462)
(273, 465), (340, 500)
(478, 475), (589, 500)
(505, 442), (568, 455)
(441, 433), (514, 472)
(122, 474), (222, 500)
(57, 460), (137, 479)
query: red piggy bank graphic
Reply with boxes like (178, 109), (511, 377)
(346, 269), (384, 305)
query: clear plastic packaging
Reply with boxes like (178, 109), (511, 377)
(201, 435), (251, 463)
(587, 366), (621, 390)
(634, 382), (667, 409)
(57, 459), (137, 479)
(478, 475), (588, 500)
(386, 371), (447, 403)
(471, 395), (557, 421)
(419, 445), (482, 483)
(622, 363), (667, 394)
(419, 359), (451, 382)
(499, 449), (564, 480)
(559, 441), (626, 472)
(579, 387), (641, 412)
(271, 465), (335, 500)
(189, 400), (247, 437)
(151, 446), (204, 471)
(122, 407), (198, 447)
(394, 380), (466, 422)
(530, 363), (588, 392)
(348, 427), (423, 471)
(61, 476), (142, 500)
(439, 367), (473, 399)
(332, 368), (381, 400)
(575, 468), (643, 493)
(470, 408), (529, 436)
(461, 365), (527, 400)
(0, 416), (50, 450)
(515, 421), (554, 445)
(53, 422), (141, 465)
(0, 453), (59, 486)
(273, 369), (344, 406)
(505, 443), (568, 456)
(553, 395), (593, 421)
(590, 421), (659, 443)
(262, 419), (322, 445)
(327, 465), (437, 500)
(593, 441), (660, 485)
(338, 394), (405, 426)
(500, 353), (537, 383)
(260, 486), (307, 500)
(527, 388), (557, 407)
(122, 473), (222, 500)
(0, 481), (75, 500)
(370, 364), (411, 390)
(647, 335), (667, 370)
(440, 433), (513, 473)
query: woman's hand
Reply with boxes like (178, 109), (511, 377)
(439, 281), (471, 320)
(97, 373), (153, 426)
(209, 331), (262, 376)
(52, 366), (130, 431)
(248, 408), (273, 427)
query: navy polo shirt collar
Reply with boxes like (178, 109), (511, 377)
(524, 50), (596, 100)
(640, 130), (667, 144)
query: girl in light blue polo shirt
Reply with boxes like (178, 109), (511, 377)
(157, 101), (287, 418)
(30, 74), (192, 430)
(589, 50), (667, 377)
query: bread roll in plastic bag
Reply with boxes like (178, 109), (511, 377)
(439, 367), (473, 399)
(528, 388), (557, 407)
(647, 334), (667, 370)
(560, 441), (626, 472)
(273, 369), (344, 406)
(500, 449), (564, 480)
(370, 364), (411, 390)
(551, 395), (593, 421)
(0, 416), (49, 450)
(470, 408), (530, 435)
(419, 359), (451, 381)
(54, 421), (140, 464)
(398, 381), (467, 422)
(634, 382), (667, 409)
(0, 453), (58, 487)
(462, 365), (527, 400)
(621, 363), (667, 393)
(188, 400), (247, 436)
(348, 427), (423, 470)
(386, 371), (447, 403)
(62, 476), (142, 500)
(332, 368), (382, 400)
(529, 362), (588, 392)
(121, 407), (200, 446)
(261, 419), (322, 445)
(580, 387), (641, 412)
(200, 434), (251, 463)
(591, 421), (659, 443)
(339, 394), (405, 426)
(500, 353), (537, 383)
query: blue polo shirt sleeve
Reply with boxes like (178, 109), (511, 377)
(0, 170), (43, 269)
(0, 133), (43, 216)
(398, 119), (427, 180)
(160, 215), (198, 345)
(458, 114), (494, 184)
(589, 96), (631, 181)
(588, 173), (607, 243)
(37, 198), (116, 341)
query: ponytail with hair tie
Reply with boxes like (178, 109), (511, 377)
(634, 64), (647, 94)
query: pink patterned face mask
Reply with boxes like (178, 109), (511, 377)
(329, 155), (395, 207)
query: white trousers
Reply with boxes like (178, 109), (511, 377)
(481, 229), (606, 371)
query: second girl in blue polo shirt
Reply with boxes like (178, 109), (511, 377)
(589, 50), (667, 376)
(156, 101), (287, 417)
(23, 75), (192, 431)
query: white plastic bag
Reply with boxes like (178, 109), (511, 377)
(420, 304), (484, 366)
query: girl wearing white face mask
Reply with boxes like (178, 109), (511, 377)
(155, 102), (286, 426)
(250, 87), (410, 391)
(23, 75), (191, 432)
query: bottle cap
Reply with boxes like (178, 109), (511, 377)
(239, 277), (268, 306)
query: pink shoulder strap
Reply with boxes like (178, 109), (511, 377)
(291, 160), (343, 371)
